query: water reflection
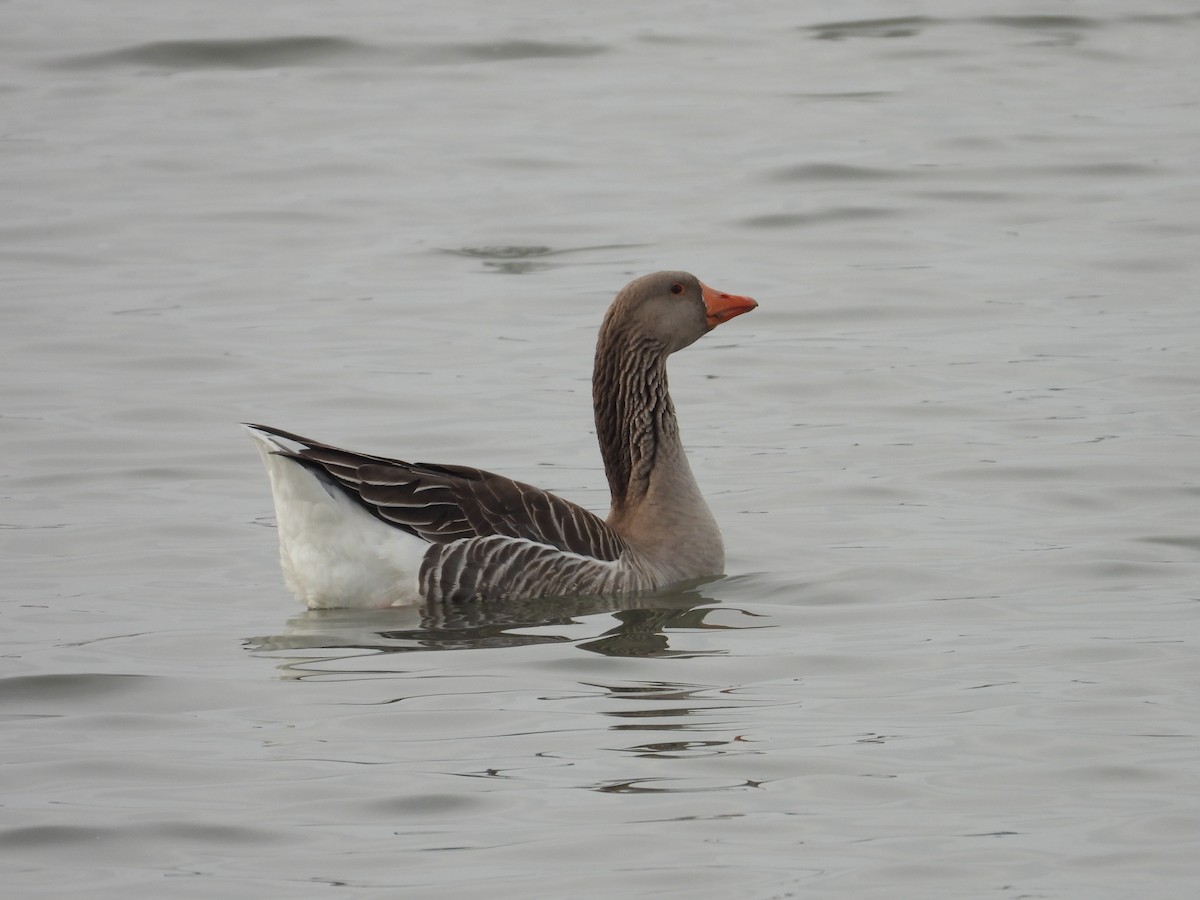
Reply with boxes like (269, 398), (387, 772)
(50, 37), (607, 72)
(246, 584), (755, 665)
(617, 739), (732, 759)
(439, 243), (647, 274)
(591, 777), (763, 794)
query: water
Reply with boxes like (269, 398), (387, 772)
(4, 2), (1200, 896)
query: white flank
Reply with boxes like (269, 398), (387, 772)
(247, 427), (426, 608)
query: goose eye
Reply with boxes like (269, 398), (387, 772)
(669, 282), (685, 295)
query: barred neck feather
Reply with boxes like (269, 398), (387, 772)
(592, 318), (676, 515)
(591, 308), (721, 576)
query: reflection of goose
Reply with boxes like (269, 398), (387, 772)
(245, 590), (721, 662)
(247, 271), (756, 608)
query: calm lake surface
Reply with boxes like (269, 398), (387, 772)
(4, 2), (1200, 896)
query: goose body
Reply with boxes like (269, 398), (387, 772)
(248, 271), (756, 608)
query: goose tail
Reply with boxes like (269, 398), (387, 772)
(245, 425), (427, 608)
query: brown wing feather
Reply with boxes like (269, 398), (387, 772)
(245, 424), (627, 562)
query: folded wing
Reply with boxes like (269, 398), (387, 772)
(246, 424), (631, 601)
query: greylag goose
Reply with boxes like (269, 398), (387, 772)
(247, 271), (757, 608)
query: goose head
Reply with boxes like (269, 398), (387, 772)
(603, 271), (757, 354)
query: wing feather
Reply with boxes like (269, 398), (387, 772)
(245, 424), (628, 564)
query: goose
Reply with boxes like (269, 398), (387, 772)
(247, 271), (757, 608)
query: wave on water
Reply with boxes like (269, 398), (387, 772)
(48, 36), (607, 72)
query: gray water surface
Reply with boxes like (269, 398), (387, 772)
(4, 2), (1200, 897)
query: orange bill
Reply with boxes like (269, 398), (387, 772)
(700, 282), (758, 328)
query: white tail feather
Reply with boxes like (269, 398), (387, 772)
(246, 427), (426, 608)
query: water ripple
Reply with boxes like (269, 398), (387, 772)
(765, 163), (905, 183)
(49, 36), (607, 72)
(804, 16), (935, 41)
(246, 589), (774, 677)
(739, 207), (899, 229)
(800, 12), (1199, 43)
(440, 244), (647, 274)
